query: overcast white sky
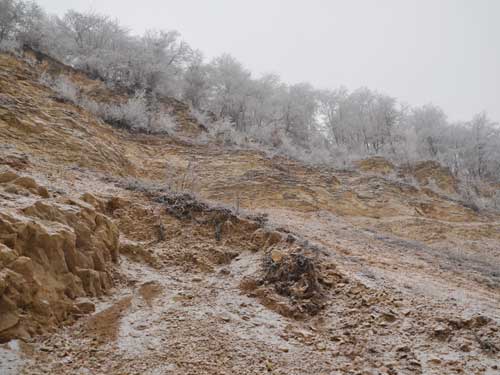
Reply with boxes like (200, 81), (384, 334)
(38, 0), (499, 123)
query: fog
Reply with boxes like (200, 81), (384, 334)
(38, 0), (499, 122)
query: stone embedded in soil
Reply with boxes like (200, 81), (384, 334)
(270, 249), (285, 263)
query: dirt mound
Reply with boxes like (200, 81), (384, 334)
(261, 250), (329, 317)
(110, 191), (266, 273)
(115, 190), (343, 319)
(240, 243), (342, 319)
(0, 169), (119, 342)
(154, 192), (269, 244)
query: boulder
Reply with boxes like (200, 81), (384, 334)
(12, 176), (38, 190)
(0, 193), (119, 341)
(251, 228), (268, 247)
(76, 268), (104, 297)
(0, 243), (17, 266)
(81, 193), (106, 213)
(0, 168), (19, 183)
(75, 300), (96, 314)
(0, 296), (19, 332)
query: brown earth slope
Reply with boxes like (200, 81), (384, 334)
(0, 52), (499, 374)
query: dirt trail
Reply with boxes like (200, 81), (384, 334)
(1, 52), (500, 374)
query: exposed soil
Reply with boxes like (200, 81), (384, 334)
(1, 51), (499, 374)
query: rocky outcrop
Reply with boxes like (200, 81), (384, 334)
(0, 169), (119, 342)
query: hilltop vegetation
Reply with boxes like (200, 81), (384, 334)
(1, 0), (499, 194)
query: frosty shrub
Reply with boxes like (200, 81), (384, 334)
(39, 71), (144, 131)
(150, 112), (178, 134)
(189, 107), (212, 127)
(100, 91), (149, 131)
(39, 73), (81, 104)
(165, 161), (199, 193)
(78, 97), (102, 116)
(457, 176), (481, 212)
(208, 119), (246, 146)
(52, 76), (80, 103)
(0, 39), (20, 53)
(493, 190), (500, 211)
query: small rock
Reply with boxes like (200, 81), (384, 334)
(381, 312), (397, 323)
(75, 301), (96, 314)
(428, 358), (442, 365)
(271, 249), (285, 263)
(265, 361), (273, 371)
(432, 325), (451, 341)
(409, 360), (421, 367)
(0, 169), (19, 183)
(459, 343), (471, 352)
(396, 345), (410, 353)
(316, 342), (327, 351)
(321, 276), (335, 287)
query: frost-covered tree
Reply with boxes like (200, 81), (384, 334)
(182, 51), (210, 109)
(318, 87), (348, 146)
(463, 113), (500, 178)
(206, 54), (252, 130)
(409, 104), (448, 158)
(280, 83), (318, 145)
(137, 29), (192, 94)
(0, 0), (45, 45)
(62, 10), (116, 51)
(246, 74), (285, 131)
(0, 0), (23, 41)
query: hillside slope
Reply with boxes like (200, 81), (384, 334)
(0, 52), (499, 374)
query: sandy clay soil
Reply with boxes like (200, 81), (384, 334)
(0, 52), (499, 374)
